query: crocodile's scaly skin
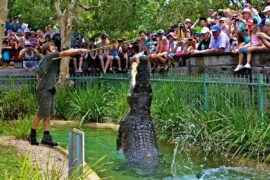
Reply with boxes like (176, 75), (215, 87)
(116, 56), (159, 173)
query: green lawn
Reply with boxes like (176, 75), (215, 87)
(0, 143), (20, 178)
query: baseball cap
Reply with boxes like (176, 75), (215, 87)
(211, 25), (221, 32)
(24, 41), (31, 46)
(166, 32), (176, 39)
(246, 18), (258, 26)
(157, 29), (165, 34)
(101, 33), (107, 39)
(201, 27), (210, 34)
(146, 30), (152, 35)
(24, 28), (30, 33)
(263, 6), (270, 13)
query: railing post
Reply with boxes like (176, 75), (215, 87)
(204, 73), (209, 111)
(258, 74), (264, 127)
(68, 128), (85, 177)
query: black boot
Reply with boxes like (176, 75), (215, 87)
(41, 132), (58, 147)
(27, 129), (39, 146)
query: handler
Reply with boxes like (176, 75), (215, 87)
(27, 42), (89, 146)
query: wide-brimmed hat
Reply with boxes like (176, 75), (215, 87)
(166, 32), (176, 39)
(263, 6), (270, 13)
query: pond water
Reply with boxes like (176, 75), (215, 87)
(50, 126), (270, 180)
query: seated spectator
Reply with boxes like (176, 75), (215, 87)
(231, 30), (249, 53)
(19, 41), (41, 71)
(192, 27), (212, 54)
(209, 24), (230, 52)
(87, 37), (98, 71)
(97, 34), (111, 73)
(30, 31), (39, 49)
(37, 30), (46, 46)
(263, 6), (270, 20)
(109, 39), (121, 71)
(234, 18), (266, 71)
(166, 32), (177, 63)
(72, 40), (84, 72)
(255, 20), (270, 48)
(118, 38), (130, 71)
(149, 29), (169, 70)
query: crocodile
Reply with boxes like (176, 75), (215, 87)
(116, 56), (159, 175)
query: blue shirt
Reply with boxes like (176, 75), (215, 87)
(209, 31), (230, 52)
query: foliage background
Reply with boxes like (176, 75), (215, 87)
(7, 0), (267, 38)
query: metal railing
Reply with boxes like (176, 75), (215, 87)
(0, 73), (269, 125)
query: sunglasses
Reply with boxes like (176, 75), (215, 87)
(244, 29), (249, 32)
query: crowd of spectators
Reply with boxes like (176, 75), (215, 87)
(2, 2), (270, 73)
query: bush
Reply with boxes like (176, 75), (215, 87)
(0, 87), (35, 120)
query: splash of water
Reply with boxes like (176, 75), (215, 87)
(171, 137), (180, 176)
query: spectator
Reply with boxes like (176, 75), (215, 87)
(166, 32), (177, 63)
(130, 31), (148, 64)
(191, 17), (207, 33)
(234, 18), (265, 71)
(192, 27), (212, 54)
(72, 40), (84, 72)
(219, 17), (230, 36)
(207, 9), (217, 23)
(87, 37), (98, 72)
(149, 29), (169, 70)
(255, 20), (270, 48)
(19, 41), (41, 71)
(209, 24), (230, 52)
(262, 6), (270, 20)
(231, 30), (248, 54)
(30, 31), (39, 49)
(37, 30), (46, 46)
(10, 16), (21, 32)
(97, 34), (111, 73)
(109, 39), (121, 71)
(118, 38), (130, 71)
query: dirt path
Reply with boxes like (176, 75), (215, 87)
(0, 136), (68, 179)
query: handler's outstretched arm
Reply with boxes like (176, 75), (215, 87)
(59, 48), (89, 57)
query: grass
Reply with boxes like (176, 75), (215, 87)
(0, 76), (269, 163)
(0, 144), (20, 178)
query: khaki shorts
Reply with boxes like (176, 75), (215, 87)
(36, 90), (55, 118)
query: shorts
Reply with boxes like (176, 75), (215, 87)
(36, 89), (55, 118)
(23, 60), (38, 68)
(240, 46), (248, 54)
(137, 51), (145, 57)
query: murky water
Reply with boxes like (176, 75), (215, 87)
(50, 126), (270, 180)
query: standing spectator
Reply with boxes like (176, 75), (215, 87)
(10, 16), (21, 32)
(209, 25), (230, 52)
(219, 17), (230, 36)
(191, 17), (207, 33)
(234, 18), (265, 71)
(97, 34), (111, 73)
(19, 42), (41, 71)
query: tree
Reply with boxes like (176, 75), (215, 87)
(54, 0), (101, 84)
(0, 0), (8, 60)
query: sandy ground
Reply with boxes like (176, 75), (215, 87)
(0, 136), (68, 179)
